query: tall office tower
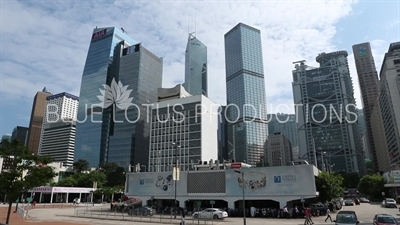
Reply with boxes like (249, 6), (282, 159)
(357, 108), (369, 159)
(224, 23), (268, 166)
(108, 43), (163, 170)
(11, 126), (29, 145)
(183, 33), (208, 96)
(75, 27), (137, 168)
(39, 92), (79, 166)
(272, 114), (299, 149)
(377, 42), (400, 167)
(27, 87), (52, 154)
(148, 85), (218, 172)
(218, 106), (229, 161)
(292, 52), (365, 174)
(370, 99), (390, 171)
(352, 43), (380, 172)
(264, 132), (293, 167)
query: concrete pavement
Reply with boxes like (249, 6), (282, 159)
(24, 203), (400, 225)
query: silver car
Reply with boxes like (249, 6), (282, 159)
(192, 208), (228, 219)
(333, 211), (359, 225)
(382, 198), (397, 208)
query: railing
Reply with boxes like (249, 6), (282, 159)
(73, 207), (224, 224)
(16, 205), (27, 218)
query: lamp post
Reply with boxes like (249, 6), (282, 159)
(172, 142), (180, 219)
(234, 170), (246, 225)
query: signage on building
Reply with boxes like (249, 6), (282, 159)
(230, 163), (242, 169)
(92, 29), (107, 40)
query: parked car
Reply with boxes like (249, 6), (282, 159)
(192, 208), (228, 219)
(128, 206), (154, 216)
(373, 214), (398, 225)
(334, 210), (359, 225)
(382, 198), (397, 208)
(309, 203), (328, 215)
(359, 197), (370, 203)
(344, 199), (355, 206)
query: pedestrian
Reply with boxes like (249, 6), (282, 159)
(180, 213), (186, 225)
(283, 206), (289, 218)
(325, 208), (332, 222)
(308, 208), (314, 224)
(304, 208), (311, 225)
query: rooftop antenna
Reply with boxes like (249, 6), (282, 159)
(187, 15), (189, 35)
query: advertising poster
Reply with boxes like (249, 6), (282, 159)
(128, 172), (187, 196)
(225, 165), (316, 196)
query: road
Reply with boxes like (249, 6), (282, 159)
(23, 202), (400, 225)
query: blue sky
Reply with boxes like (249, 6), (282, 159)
(0, 0), (399, 136)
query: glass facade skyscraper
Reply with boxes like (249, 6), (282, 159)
(224, 23), (268, 166)
(352, 42), (380, 172)
(108, 44), (163, 170)
(75, 27), (137, 168)
(183, 33), (208, 96)
(292, 51), (365, 175)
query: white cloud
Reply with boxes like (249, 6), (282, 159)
(1, 0), (370, 117)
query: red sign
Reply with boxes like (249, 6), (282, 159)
(92, 29), (107, 40)
(230, 163), (242, 169)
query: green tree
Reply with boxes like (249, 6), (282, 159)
(99, 162), (126, 187)
(357, 174), (385, 199)
(0, 140), (57, 224)
(315, 172), (345, 202)
(54, 176), (78, 187)
(73, 159), (89, 173)
(88, 170), (107, 188)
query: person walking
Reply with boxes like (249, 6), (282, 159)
(180, 213), (186, 225)
(304, 208), (311, 225)
(325, 208), (333, 222)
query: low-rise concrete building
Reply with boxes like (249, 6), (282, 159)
(125, 164), (319, 210)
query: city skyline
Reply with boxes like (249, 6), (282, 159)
(1, 1), (399, 135)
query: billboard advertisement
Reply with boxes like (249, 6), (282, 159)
(127, 172), (187, 196)
(383, 170), (400, 183)
(226, 165), (316, 196)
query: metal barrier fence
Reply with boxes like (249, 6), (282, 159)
(74, 207), (224, 224)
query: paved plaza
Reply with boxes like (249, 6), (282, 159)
(1, 202), (399, 225)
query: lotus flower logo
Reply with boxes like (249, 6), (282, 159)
(97, 78), (134, 110)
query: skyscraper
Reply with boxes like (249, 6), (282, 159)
(264, 132), (293, 167)
(377, 42), (400, 167)
(27, 87), (52, 154)
(75, 27), (137, 168)
(292, 52), (365, 174)
(11, 126), (29, 145)
(39, 92), (79, 167)
(75, 28), (163, 170)
(183, 33), (208, 96)
(108, 43), (163, 169)
(352, 42), (380, 172)
(224, 23), (268, 166)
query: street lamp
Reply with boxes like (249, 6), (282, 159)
(234, 170), (246, 225)
(172, 142), (180, 219)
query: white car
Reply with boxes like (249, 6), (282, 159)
(382, 198), (397, 208)
(192, 208), (228, 219)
